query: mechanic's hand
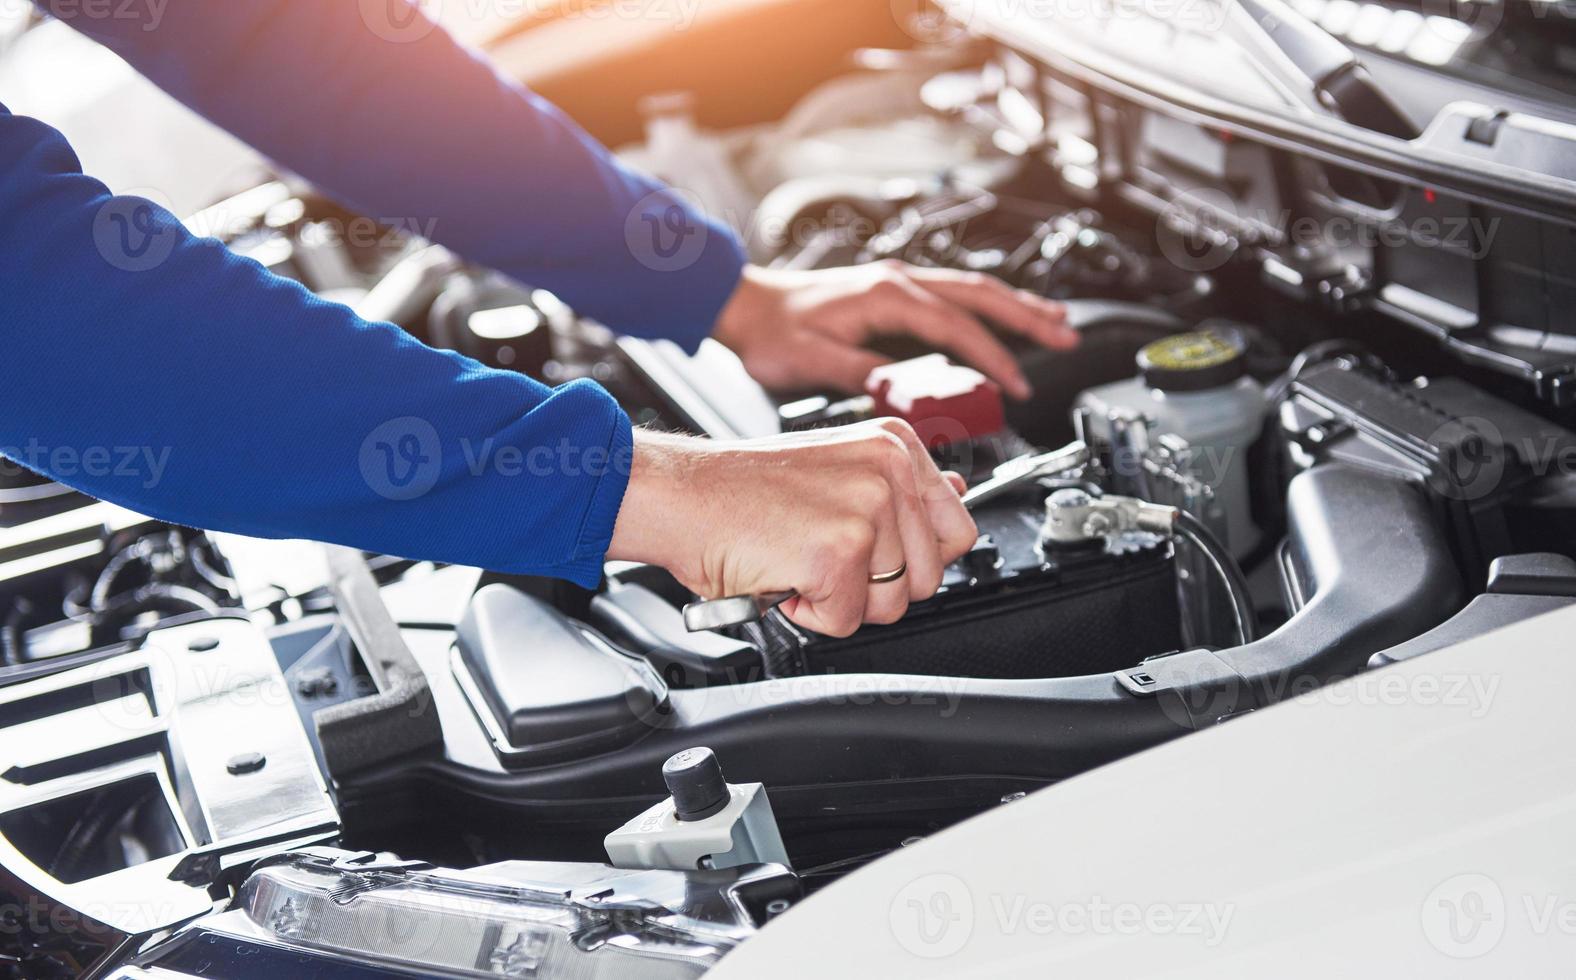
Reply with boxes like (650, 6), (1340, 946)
(608, 421), (978, 637)
(711, 261), (1077, 400)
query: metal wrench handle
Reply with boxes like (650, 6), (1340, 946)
(958, 440), (1090, 510)
(680, 441), (1090, 632)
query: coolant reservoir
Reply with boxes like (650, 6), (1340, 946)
(1076, 330), (1266, 557)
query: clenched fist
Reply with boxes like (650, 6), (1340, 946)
(608, 420), (978, 637)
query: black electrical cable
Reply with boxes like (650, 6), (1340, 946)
(1172, 509), (1258, 647)
(98, 585), (219, 621)
(191, 543), (240, 597)
(89, 543), (149, 613)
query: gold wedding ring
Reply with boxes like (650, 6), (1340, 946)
(868, 563), (908, 585)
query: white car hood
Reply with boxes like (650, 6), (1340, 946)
(714, 604), (1576, 978)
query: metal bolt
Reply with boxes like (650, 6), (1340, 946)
(1082, 512), (1114, 537)
(296, 668), (339, 699)
(1048, 487), (1093, 510)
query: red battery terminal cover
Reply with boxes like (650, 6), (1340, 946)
(866, 354), (1006, 448)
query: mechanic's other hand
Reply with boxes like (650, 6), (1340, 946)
(608, 422), (978, 637)
(711, 261), (1078, 400)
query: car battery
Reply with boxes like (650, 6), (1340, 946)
(755, 482), (1182, 680)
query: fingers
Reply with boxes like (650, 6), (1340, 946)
(744, 420), (979, 639)
(866, 275), (1032, 400)
(874, 419), (979, 565)
(905, 265), (1080, 353)
(861, 476), (912, 626)
(788, 510), (874, 637)
(872, 433), (946, 604)
(791, 471), (907, 636)
(714, 261), (1072, 399)
(785, 428), (957, 636)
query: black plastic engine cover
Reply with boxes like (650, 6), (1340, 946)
(1282, 360), (1576, 576)
(455, 585), (667, 761)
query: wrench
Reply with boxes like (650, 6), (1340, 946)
(681, 441), (1090, 632)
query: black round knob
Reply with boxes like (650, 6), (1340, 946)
(662, 747), (730, 822)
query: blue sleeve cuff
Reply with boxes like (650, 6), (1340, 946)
(673, 228), (746, 355)
(556, 406), (635, 589)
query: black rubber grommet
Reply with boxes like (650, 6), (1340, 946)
(663, 747), (731, 822)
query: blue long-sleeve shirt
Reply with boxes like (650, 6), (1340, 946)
(1, 1), (746, 587)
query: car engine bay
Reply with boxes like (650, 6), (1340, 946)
(7, 6), (1576, 975)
